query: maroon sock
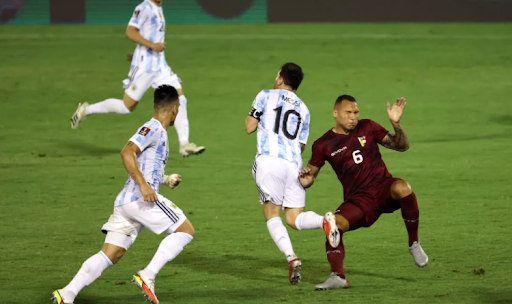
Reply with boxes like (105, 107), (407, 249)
(399, 192), (419, 246)
(326, 231), (345, 279)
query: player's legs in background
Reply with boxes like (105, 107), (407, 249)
(316, 203), (365, 290)
(390, 180), (428, 267)
(152, 72), (204, 156)
(53, 233), (131, 303)
(70, 69), (152, 129)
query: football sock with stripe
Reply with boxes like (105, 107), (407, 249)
(294, 211), (323, 230)
(266, 217), (296, 261)
(141, 232), (194, 280)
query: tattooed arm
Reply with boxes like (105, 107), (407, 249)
(381, 124), (409, 152)
(120, 141), (158, 202)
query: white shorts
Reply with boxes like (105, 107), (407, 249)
(123, 67), (182, 101)
(252, 155), (306, 209)
(101, 194), (187, 241)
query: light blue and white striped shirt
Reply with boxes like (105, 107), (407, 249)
(115, 118), (169, 207)
(128, 0), (170, 74)
(251, 89), (310, 169)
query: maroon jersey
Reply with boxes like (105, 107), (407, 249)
(309, 119), (392, 199)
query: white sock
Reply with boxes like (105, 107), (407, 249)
(61, 251), (113, 301)
(140, 232), (193, 280)
(295, 211), (323, 230)
(266, 217), (296, 261)
(174, 95), (190, 148)
(85, 98), (131, 115)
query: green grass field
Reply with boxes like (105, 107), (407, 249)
(1, 23), (512, 304)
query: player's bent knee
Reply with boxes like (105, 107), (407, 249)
(286, 217), (298, 230)
(335, 214), (350, 232)
(175, 219), (195, 237)
(101, 242), (127, 264)
(391, 180), (412, 200)
(122, 93), (138, 112)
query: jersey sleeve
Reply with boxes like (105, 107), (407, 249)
(248, 90), (267, 121)
(298, 111), (310, 145)
(128, 4), (151, 29)
(308, 141), (325, 168)
(370, 120), (390, 144)
(128, 124), (161, 152)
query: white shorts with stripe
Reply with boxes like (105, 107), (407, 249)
(122, 67), (182, 102)
(252, 154), (306, 209)
(101, 194), (187, 240)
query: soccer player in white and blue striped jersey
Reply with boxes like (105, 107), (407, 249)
(70, 0), (204, 158)
(245, 63), (339, 285)
(53, 86), (194, 304)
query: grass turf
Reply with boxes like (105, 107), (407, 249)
(0, 23), (511, 304)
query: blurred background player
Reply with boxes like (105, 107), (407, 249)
(70, 0), (204, 158)
(245, 63), (339, 285)
(53, 85), (195, 304)
(300, 95), (428, 290)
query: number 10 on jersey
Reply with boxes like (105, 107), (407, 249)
(273, 106), (302, 140)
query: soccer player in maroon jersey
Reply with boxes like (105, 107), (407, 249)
(299, 95), (428, 290)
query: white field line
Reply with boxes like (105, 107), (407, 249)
(0, 33), (512, 40)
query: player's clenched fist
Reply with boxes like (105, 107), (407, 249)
(141, 183), (158, 202)
(151, 42), (166, 53)
(299, 167), (315, 188)
(164, 174), (182, 189)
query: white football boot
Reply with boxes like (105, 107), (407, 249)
(179, 143), (205, 157)
(288, 258), (302, 285)
(70, 102), (88, 129)
(315, 273), (349, 290)
(409, 241), (429, 267)
(132, 272), (159, 304)
(323, 212), (340, 248)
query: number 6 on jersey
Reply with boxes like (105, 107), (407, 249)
(352, 150), (363, 164)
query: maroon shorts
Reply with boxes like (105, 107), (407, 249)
(335, 177), (402, 228)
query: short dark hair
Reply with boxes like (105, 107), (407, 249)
(335, 95), (356, 107)
(154, 85), (179, 109)
(280, 62), (304, 90)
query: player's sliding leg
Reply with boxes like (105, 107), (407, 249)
(133, 219), (194, 304)
(174, 89), (205, 157)
(316, 203), (365, 290)
(263, 201), (301, 284)
(390, 180), (428, 267)
(52, 236), (128, 304)
(70, 93), (135, 129)
(286, 209), (340, 248)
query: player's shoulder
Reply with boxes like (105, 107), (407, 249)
(140, 119), (164, 134)
(134, 0), (151, 12)
(313, 129), (335, 146)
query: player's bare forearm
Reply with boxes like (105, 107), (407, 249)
(245, 116), (258, 134)
(121, 142), (148, 187)
(382, 123), (409, 152)
(126, 26), (153, 49)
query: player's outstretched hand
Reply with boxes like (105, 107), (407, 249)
(151, 42), (166, 53)
(299, 167), (314, 188)
(165, 174), (182, 189)
(141, 183), (158, 202)
(387, 97), (407, 125)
